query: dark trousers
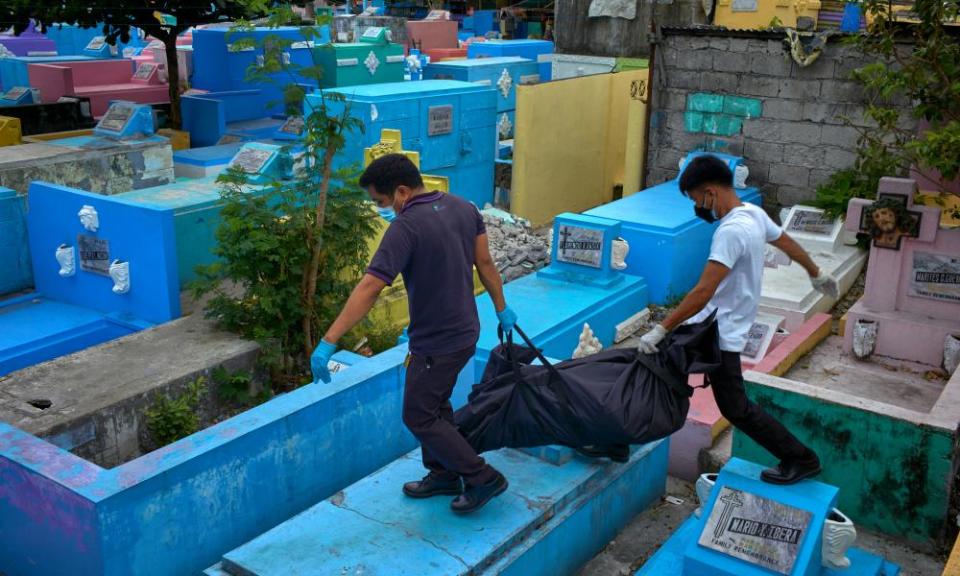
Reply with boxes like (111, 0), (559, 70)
(709, 351), (814, 463)
(402, 345), (497, 486)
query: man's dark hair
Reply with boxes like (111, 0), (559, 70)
(678, 154), (733, 196)
(358, 153), (424, 196)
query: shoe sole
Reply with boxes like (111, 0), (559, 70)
(451, 478), (509, 515)
(403, 487), (463, 499)
(761, 466), (822, 485)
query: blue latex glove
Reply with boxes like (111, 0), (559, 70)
(496, 305), (518, 335)
(311, 339), (337, 384)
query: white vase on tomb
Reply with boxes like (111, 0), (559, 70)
(611, 237), (629, 270)
(694, 473), (717, 518)
(944, 335), (960, 376)
(822, 508), (856, 569)
(734, 164), (749, 189)
(78, 205), (99, 232)
(852, 320), (878, 359)
(56, 244), (75, 277)
(572, 323), (602, 359)
(109, 259), (131, 294)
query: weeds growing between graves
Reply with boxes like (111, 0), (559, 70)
(146, 377), (205, 447)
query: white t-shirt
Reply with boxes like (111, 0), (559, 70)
(686, 203), (782, 352)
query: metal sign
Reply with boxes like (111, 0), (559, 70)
(910, 251), (960, 303)
(556, 225), (603, 268)
(78, 234), (110, 275)
(699, 487), (812, 575)
(427, 105), (453, 136)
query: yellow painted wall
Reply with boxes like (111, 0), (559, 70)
(511, 68), (649, 227)
(23, 129), (94, 142)
(713, 0), (820, 29)
(0, 117), (21, 146)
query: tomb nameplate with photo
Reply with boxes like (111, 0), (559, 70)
(85, 36), (106, 52)
(2, 87), (29, 103)
(279, 116), (305, 135)
(910, 252), (960, 304)
(78, 234), (111, 275)
(782, 205), (842, 250)
(97, 104), (134, 134)
(556, 225), (603, 269)
(133, 62), (158, 81)
(698, 486), (812, 576)
(229, 147), (273, 175)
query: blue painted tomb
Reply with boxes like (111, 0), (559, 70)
(467, 39), (554, 81)
(583, 151), (762, 304)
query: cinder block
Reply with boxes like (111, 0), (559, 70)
(777, 184), (813, 206)
(677, 49), (713, 71)
(761, 99), (803, 121)
(687, 92), (725, 113)
(767, 39), (786, 54)
(727, 38), (751, 53)
(750, 53), (790, 77)
(801, 101), (840, 123)
(819, 80), (863, 102)
(713, 52), (751, 74)
(663, 89), (689, 111)
(743, 119), (782, 141)
(668, 69), (701, 90)
(708, 37), (730, 50)
(744, 140), (784, 164)
(783, 144), (825, 168)
(778, 79), (821, 99)
(700, 71), (740, 93)
(722, 95), (763, 118)
(779, 121), (822, 145)
(702, 113), (743, 136)
(768, 164), (810, 186)
(821, 124), (861, 148)
(684, 111), (705, 132)
(809, 168), (835, 188)
(791, 57), (836, 80)
(740, 77), (781, 98)
(822, 147), (858, 170)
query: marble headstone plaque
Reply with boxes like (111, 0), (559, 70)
(910, 251), (960, 303)
(97, 105), (134, 133)
(699, 486), (812, 575)
(229, 147), (273, 174)
(133, 62), (158, 80)
(786, 208), (835, 237)
(85, 36), (106, 51)
(556, 225), (603, 269)
(78, 234), (111, 275)
(427, 105), (453, 136)
(279, 116), (305, 135)
(3, 87), (28, 101)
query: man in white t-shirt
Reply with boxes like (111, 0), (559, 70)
(638, 155), (839, 485)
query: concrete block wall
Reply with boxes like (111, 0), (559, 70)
(646, 29), (917, 213)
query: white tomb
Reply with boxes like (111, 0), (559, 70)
(760, 205), (868, 331)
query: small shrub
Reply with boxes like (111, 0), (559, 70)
(213, 366), (270, 407)
(146, 377), (205, 447)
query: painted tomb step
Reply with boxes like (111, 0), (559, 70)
(209, 441), (669, 576)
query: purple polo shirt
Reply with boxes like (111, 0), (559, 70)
(367, 192), (486, 356)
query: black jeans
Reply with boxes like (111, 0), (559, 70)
(402, 345), (497, 486)
(709, 351), (814, 463)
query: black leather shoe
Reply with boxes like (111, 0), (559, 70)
(575, 444), (630, 463)
(451, 472), (508, 514)
(760, 454), (821, 485)
(402, 472), (463, 499)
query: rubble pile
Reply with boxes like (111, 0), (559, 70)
(482, 207), (550, 282)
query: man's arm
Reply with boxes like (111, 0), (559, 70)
(660, 261), (730, 331)
(770, 232), (820, 277)
(475, 233), (507, 312)
(322, 273), (388, 344)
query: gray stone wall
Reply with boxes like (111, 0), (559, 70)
(645, 30), (916, 213)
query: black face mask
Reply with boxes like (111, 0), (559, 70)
(694, 193), (718, 223)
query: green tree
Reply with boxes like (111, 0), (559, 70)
(193, 10), (377, 387)
(1, 0), (284, 128)
(816, 0), (960, 216)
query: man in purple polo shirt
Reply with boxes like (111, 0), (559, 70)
(312, 153), (518, 514)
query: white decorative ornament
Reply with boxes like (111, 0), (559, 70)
(78, 205), (100, 232)
(405, 54), (421, 73)
(694, 472), (718, 518)
(109, 259), (130, 294)
(364, 50), (380, 75)
(734, 164), (749, 188)
(822, 508), (856, 569)
(852, 319), (877, 359)
(256, 54), (265, 67)
(611, 237), (629, 270)
(944, 334), (960, 375)
(572, 323), (603, 359)
(281, 51), (291, 65)
(497, 113), (513, 139)
(370, 104), (379, 122)
(496, 68), (513, 99)
(56, 244), (75, 277)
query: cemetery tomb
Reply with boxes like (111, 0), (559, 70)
(320, 80), (497, 207)
(0, 187), (30, 295)
(843, 177), (960, 368)
(352, 15), (409, 47)
(760, 205), (868, 331)
(584, 151), (761, 304)
(424, 47), (468, 62)
(313, 27), (405, 88)
(638, 458), (900, 576)
(423, 56), (540, 140)
(27, 59), (168, 117)
(0, 54), (96, 92)
(0, 95), (95, 136)
(405, 12), (459, 53)
(81, 35), (121, 59)
(42, 24), (103, 56)
(148, 44), (195, 86)
(0, 86), (41, 106)
(0, 21), (57, 57)
(551, 54), (619, 80)
(113, 142), (291, 287)
(0, 181), (180, 376)
(172, 142), (246, 178)
(180, 91), (286, 148)
(467, 39), (555, 81)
